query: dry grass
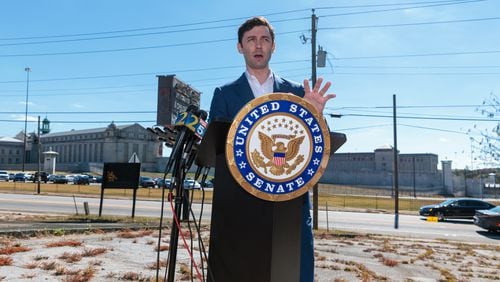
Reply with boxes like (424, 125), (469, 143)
(0, 245), (32, 255)
(33, 255), (49, 261)
(155, 245), (169, 252)
(146, 259), (168, 270)
(414, 248), (434, 261)
(119, 271), (152, 281)
(0, 255), (13, 266)
(46, 239), (83, 248)
(381, 257), (399, 267)
(40, 260), (59, 271)
(81, 247), (108, 257)
(59, 251), (83, 263)
(62, 266), (95, 282)
(117, 229), (154, 239)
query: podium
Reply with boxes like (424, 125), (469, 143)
(197, 120), (346, 282)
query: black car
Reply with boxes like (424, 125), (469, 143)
(473, 206), (500, 232)
(419, 198), (496, 221)
(73, 175), (90, 185)
(139, 176), (155, 188)
(53, 175), (68, 184)
(33, 172), (48, 183)
(13, 173), (26, 182)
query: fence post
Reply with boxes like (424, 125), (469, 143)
(326, 202), (329, 232)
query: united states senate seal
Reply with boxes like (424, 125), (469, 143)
(226, 93), (330, 202)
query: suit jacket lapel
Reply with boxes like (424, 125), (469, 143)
(235, 73), (255, 104)
(273, 74), (284, 93)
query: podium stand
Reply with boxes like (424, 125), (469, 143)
(197, 121), (346, 282)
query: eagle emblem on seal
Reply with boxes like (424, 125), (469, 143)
(251, 131), (305, 176)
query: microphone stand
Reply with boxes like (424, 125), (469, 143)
(166, 134), (193, 282)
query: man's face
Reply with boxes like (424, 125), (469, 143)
(237, 25), (275, 71)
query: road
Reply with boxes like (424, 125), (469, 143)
(0, 193), (498, 244)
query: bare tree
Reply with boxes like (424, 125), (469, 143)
(468, 93), (499, 167)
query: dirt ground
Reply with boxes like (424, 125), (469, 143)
(0, 212), (499, 281)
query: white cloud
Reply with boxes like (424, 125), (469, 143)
(11, 114), (38, 122)
(19, 101), (35, 106)
(72, 103), (85, 108)
(438, 137), (448, 143)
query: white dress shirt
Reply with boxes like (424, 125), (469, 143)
(245, 70), (274, 98)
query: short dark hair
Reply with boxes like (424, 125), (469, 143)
(238, 16), (275, 45)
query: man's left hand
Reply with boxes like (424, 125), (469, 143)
(303, 77), (336, 113)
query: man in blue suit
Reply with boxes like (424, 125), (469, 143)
(209, 16), (335, 282)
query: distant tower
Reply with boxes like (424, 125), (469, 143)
(41, 117), (50, 134)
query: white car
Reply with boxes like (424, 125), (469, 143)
(0, 171), (9, 182)
(183, 179), (201, 189)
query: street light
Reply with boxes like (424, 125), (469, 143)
(22, 67), (31, 172)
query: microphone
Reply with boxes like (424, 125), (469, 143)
(182, 109), (209, 172)
(163, 105), (199, 175)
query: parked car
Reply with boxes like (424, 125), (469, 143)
(65, 175), (76, 183)
(53, 175), (69, 184)
(139, 176), (155, 188)
(0, 171), (9, 182)
(473, 206), (500, 233)
(24, 173), (34, 181)
(157, 178), (172, 189)
(201, 179), (213, 188)
(419, 198), (495, 221)
(13, 173), (26, 182)
(73, 175), (90, 185)
(8, 173), (15, 181)
(83, 174), (97, 183)
(95, 176), (103, 183)
(183, 179), (201, 189)
(33, 172), (48, 183)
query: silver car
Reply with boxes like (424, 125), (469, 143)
(0, 170), (9, 182)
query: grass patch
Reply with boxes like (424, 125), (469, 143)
(0, 255), (13, 266)
(46, 240), (83, 248)
(0, 245), (32, 255)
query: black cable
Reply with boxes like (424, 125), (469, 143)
(320, 16), (500, 30)
(320, 0), (484, 18)
(336, 113), (500, 122)
(0, 59), (307, 84)
(333, 50), (500, 60)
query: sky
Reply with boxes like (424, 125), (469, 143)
(1, 0), (499, 169)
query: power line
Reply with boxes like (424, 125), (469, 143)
(336, 113), (499, 122)
(320, 16), (500, 30)
(0, 10), (309, 41)
(0, 38), (235, 58)
(2, 88), (154, 97)
(0, 111), (155, 115)
(0, 1), (458, 42)
(0, 119), (156, 124)
(398, 123), (467, 134)
(1, 83), (155, 93)
(327, 104), (487, 110)
(320, 0), (484, 18)
(339, 108), (489, 120)
(333, 50), (500, 60)
(332, 65), (500, 69)
(333, 124), (392, 131)
(0, 59), (308, 84)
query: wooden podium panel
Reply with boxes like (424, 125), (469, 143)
(198, 121), (346, 282)
(207, 154), (302, 282)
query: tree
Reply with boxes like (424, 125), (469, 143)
(468, 93), (499, 167)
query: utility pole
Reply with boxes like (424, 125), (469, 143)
(37, 116), (41, 194)
(22, 67), (31, 172)
(310, 9), (320, 231)
(393, 94), (399, 229)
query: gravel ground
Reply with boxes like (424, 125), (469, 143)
(0, 213), (499, 281)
